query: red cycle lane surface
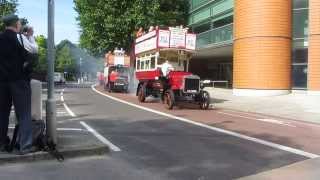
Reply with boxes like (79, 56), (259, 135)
(95, 86), (320, 155)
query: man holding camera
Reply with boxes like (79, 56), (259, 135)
(0, 14), (34, 155)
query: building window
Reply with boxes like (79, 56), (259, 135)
(212, 16), (233, 28)
(193, 22), (211, 34)
(292, 65), (308, 89)
(292, 0), (309, 89)
(293, 0), (308, 9)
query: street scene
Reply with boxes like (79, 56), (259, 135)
(1, 0), (320, 180)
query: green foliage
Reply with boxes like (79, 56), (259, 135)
(34, 35), (47, 73)
(74, 0), (188, 55)
(0, 0), (17, 31)
(55, 43), (76, 73)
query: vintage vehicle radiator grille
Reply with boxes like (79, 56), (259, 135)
(184, 78), (200, 93)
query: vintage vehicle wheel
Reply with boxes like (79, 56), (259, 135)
(138, 85), (146, 102)
(104, 83), (108, 91)
(108, 83), (112, 93)
(200, 91), (210, 110)
(164, 90), (175, 110)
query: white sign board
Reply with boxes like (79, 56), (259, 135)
(158, 30), (170, 48)
(114, 56), (125, 65)
(136, 30), (156, 43)
(135, 37), (157, 54)
(169, 28), (187, 48)
(186, 34), (196, 50)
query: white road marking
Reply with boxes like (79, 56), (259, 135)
(60, 89), (77, 117)
(305, 110), (320, 114)
(60, 89), (120, 151)
(217, 112), (296, 127)
(223, 109), (320, 128)
(257, 118), (296, 127)
(57, 117), (84, 124)
(9, 126), (87, 132)
(80, 121), (121, 152)
(92, 85), (319, 159)
(57, 128), (87, 132)
(63, 103), (76, 117)
(60, 92), (64, 102)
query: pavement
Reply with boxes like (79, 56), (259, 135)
(205, 87), (320, 124)
(237, 157), (320, 180)
(0, 84), (109, 165)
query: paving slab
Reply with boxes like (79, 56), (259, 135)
(0, 125), (109, 165)
(237, 157), (320, 180)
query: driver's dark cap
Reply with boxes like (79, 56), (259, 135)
(2, 14), (20, 26)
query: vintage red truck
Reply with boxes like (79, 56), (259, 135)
(103, 49), (131, 93)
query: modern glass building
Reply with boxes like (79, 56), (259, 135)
(188, 0), (320, 96)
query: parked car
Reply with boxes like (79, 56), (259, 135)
(54, 72), (66, 84)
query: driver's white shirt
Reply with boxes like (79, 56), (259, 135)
(161, 62), (173, 76)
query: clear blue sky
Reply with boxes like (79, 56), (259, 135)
(17, 0), (79, 44)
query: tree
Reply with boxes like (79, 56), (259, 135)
(0, 0), (17, 31)
(55, 45), (76, 74)
(34, 35), (48, 73)
(74, 0), (188, 55)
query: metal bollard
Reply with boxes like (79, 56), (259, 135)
(31, 79), (42, 120)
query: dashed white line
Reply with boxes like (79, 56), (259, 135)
(80, 121), (121, 152)
(63, 103), (76, 117)
(60, 89), (120, 152)
(60, 89), (76, 117)
(92, 85), (319, 159)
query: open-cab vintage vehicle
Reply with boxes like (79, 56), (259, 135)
(135, 26), (211, 109)
(103, 48), (130, 93)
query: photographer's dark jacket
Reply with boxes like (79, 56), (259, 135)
(0, 29), (26, 82)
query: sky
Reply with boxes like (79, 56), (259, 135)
(17, 0), (80, 44)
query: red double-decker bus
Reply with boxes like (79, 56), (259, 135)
(134, 26), (211, 109)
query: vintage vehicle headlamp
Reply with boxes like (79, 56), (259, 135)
(155, 76), (159, 80)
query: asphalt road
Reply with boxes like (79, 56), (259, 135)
(0, 87), (308, 180)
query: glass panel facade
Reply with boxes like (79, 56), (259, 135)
(190, 0), (211, 11)
(188, 0), (233, 25)
(213, 15), (233, 28)
(193, 22), (211, 34)
(292, 65), (308, 88)
(292, 48), (308, 63)
(293, 9), (309, 39)
(293, 0), (308, 9)
(292, 0), (309, 89)
(193, 8), (211, 22)
(197, 23), (233, 48)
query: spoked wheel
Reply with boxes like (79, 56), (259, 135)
(108, 83), (112, 93)
(103, 83), (108, 91)
(164, 89), (175, 110)
(200, 91), (210, 110)
(138, 85), (146, 102)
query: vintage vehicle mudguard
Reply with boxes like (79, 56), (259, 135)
(109, 71), (118, 82)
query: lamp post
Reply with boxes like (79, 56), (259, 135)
(46, 0), (57, 144)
